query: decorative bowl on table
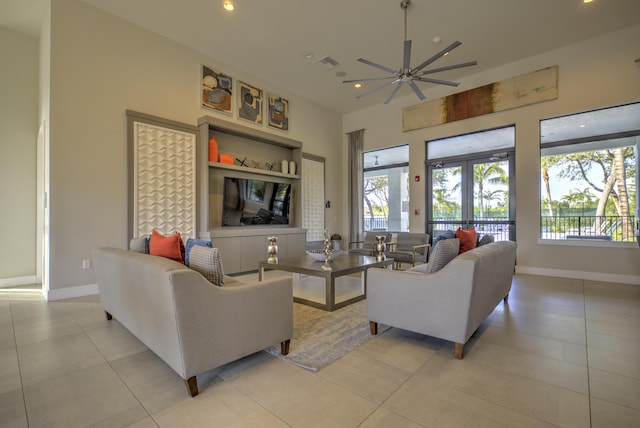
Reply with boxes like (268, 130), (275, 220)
(306, 249), (341, 261)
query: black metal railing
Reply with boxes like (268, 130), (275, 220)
(540, 215), (636, 241)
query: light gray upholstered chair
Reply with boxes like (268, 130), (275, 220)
(385, 232), (430, 269)
(348, 232), (392, 256)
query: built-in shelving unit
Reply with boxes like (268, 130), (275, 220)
(197, 116), (306, 274)
(208, 161), (300, 179)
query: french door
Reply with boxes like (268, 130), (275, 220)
(426, 154), (515, 242)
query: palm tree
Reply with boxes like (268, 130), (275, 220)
(474, 162), (508, 219)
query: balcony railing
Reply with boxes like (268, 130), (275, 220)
(541, 215), (636, 241)
(364, 216), (389, 231)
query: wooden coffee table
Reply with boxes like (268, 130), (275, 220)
(258, 253), (393, 311)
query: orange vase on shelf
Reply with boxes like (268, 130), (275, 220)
(208, 136), (218, 162)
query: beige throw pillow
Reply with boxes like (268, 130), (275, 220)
(188, 246), (225, 286)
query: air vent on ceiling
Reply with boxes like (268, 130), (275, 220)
(313, 56), (339, 70)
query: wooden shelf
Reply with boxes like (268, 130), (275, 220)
(209, 162), (300, 179)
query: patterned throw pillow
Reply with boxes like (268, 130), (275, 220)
(129, 236), (149, 253)
(423, 238), (460, 273)
(188, 246), (225, 286)
(184, 238), (213, 266)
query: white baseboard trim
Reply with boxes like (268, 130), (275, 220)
(46, 283), (99, 301)
(516, 266), (640, 285)
(0, 275), (38, 288)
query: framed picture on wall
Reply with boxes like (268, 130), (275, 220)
(201, 65), (232, 114)
(267, 93), (289, 131)
(237, 81), (263, 124)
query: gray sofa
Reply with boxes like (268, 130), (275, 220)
(367, 241), (517, 359)
(93, 247), (293, 397)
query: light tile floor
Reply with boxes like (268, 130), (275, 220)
(0, 274), (638, 427)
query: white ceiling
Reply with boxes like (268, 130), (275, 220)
(2, 0), (640, 114)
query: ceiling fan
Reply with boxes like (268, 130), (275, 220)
(344, 0), (477, 104)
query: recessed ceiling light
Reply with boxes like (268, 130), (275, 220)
(303, 52), (314, 59)
(354, 83), (362, 88)
(583, 0), (594, 3)
(223, 1), (235, 11)
(335, 71), (346, 77)
(579, 124), (587, 128)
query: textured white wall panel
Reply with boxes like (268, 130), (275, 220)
(134, 122), (196, 238)
(302, 157), (325, 241)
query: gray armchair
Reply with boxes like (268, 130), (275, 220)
(348, 232), (392, 256)
(385, 232), (430, 269)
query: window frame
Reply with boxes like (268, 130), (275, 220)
(538, 102), (640, 247)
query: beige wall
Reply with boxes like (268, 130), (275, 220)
(343, 25), (640, 283)
(47, 0), (342, 294)
(0, 27), (39, 283)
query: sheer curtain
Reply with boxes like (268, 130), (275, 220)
(347, 129), (364, 244)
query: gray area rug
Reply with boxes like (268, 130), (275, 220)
(265, 300), (389, 372)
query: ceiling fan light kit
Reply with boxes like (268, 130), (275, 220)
(344, 0), (477, 104)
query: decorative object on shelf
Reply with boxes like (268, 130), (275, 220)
(374, 235), (387, 262)
(235, 157), (248, 167)
(219, 153), (234, 164)
(267, 236), (278, 264)
(238, 81), (263, 124)
(208, 136), (218, 162)
(202, 65), (232, 114)
(330, 233), (342, 251)
(289, 160), (296, 175)
(281, 159), (289, 174)
(268, 93), (289, 131)
(266, 161), (277, 171)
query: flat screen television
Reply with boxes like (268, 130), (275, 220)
(222, 177), (292, 227)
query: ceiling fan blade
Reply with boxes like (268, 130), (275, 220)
(414, 76), (460, 87)
(403, 39), (412, 71)
(412, 40), (462, 73)
(342, 76), (396, 83)
(418, 60), (478, 76)
(407, 80), (426, 101)
(357, 58), (398, 75)
(384, 82), (404, 104)
(356, 80), (398, 99)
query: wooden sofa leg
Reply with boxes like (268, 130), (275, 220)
(184, 376), (198, 397)
(369, 321), (378, 335)
(454, 342), (464, 359)
(503, 293), (509, 303)
(281, 339), (291, 355)
(104, 311), (112, 321)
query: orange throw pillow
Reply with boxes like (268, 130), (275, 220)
(455, 227), (477, 254)
(150, 230), (185, 264)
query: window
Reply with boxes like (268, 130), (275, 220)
(540, 102), (640, 242)
(363, 145), (409, 232)
(427, 126), (516, 242)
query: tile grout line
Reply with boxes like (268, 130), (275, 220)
(8, 298), (31, 428)
(80, 312), (157, 427)
(582, 279), (593, 428)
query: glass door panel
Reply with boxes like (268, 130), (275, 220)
(472, 160), (511, 240)
(430, 165), (463, 237)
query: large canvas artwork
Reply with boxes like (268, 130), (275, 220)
(402, 66), (558, 132)
(201, 65), (232, 114)
(238, 81), (263, 124)
(267, 93), (289, 131)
